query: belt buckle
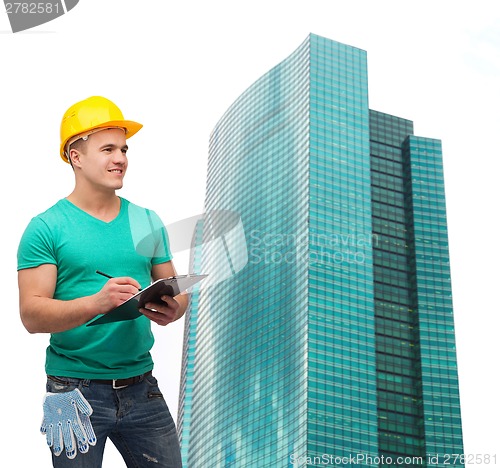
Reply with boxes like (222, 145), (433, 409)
(113, 379), (128, 390)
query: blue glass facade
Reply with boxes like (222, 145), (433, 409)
(178, 34), (463, 467)
(308, 36), (379, 460)
(403, 136), (463, 459)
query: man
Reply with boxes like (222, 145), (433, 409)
(17, 96), (187, 467)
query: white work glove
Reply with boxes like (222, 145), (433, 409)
(41, 388), (97, 459)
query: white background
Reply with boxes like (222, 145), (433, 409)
(1, 0), (498, 465)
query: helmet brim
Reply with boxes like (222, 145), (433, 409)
(60, 119), (143, 163)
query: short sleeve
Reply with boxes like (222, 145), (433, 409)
(17, 217), (57, 270)
(147, 209), (173, 264)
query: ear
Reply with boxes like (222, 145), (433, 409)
(69, 149), (82, 168)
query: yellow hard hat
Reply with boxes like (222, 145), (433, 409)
(60, 96), (143, 163)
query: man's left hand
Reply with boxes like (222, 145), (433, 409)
(140, 295), (180, 326)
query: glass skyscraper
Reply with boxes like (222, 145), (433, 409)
(178, 34), (463, 467)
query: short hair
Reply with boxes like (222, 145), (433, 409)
(69, 137), (88, 154)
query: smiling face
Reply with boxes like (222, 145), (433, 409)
(69, 128), (129, 193)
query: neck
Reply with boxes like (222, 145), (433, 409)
(66, 189), (121, 222)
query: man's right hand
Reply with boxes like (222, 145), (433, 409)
(92, 277), (141, 314)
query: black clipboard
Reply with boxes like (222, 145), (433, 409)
(86, 274), (207, 326)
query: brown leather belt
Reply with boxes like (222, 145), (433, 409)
(93, 370), (153, 389)
(48, 370), (152, 390)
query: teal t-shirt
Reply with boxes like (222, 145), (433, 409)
(17, 197), (172, 379)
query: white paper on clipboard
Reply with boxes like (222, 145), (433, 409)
(87, 274), (207, 326)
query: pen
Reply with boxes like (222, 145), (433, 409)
(96, 270), (143, 291)
(96, 270), (113, 279)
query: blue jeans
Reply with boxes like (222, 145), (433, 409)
(45, 373), (182, 467)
